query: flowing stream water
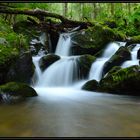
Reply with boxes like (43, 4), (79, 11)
(0, 33), (140, 137)
(121, 44), (140, 68)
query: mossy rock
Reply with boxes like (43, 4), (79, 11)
(0, 21), (31, 84)
(77, 54), (96, 79)
(104, 66), (122, 78)
(82, 80), (99, 91)
(103, 46), (131, 76)
(6, 51), (35, 84)
(98, 65), (140, 96)
(125, 35), (140, 47)
(39, 54), (60, 71)
(103, 20), (117, 28)
(71, 24), (126, 56)
(0, 82), (37, 104)
(0, 44), (19, 84)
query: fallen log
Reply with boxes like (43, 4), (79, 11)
(0, 8), (93, 29)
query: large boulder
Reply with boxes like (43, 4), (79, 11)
(77, 54), (96, 79)
(82, 80), (99, 91)
(0, 44), (19, 84)
(103, 46), (131, 76)
(6, 51), (35, 84)
(39, 54), (60, 71)
(0, 82), (37, 104)
(98, 65), (140, 96)
(71, 24), (126, 56)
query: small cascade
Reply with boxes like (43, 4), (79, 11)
(32, 32), (80, 88)
(89, 42), (122, 81)
(55, 33), (72, 56)
(32, 56), (42, 85)
(36, 56), (79, 87)
(121, 44), (140, 68)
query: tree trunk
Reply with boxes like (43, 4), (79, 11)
(128, 3), (131, 15)
(93, 3), (97, 19)
(0, 7), (93, 32)
(63, 3), (68, 17)
(111, 3), (114, 16)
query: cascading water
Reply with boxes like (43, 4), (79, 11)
(88, 42), (122, 81)
(36, 56), (79, 87)
(55, 33), (72, 56)
(121, 44), (140, 68)
(32, 32), (80, 88)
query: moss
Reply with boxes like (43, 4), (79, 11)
(126, 35), (140, 47)
(71, 23), (126, 56)
(105, 66), (121, 76)
(103, 46), (131, 75)
(78, 54), (96, 79)
(0, 82), (37, 97)
(103, 19), (117, 28)
(98, 65), (140, 95)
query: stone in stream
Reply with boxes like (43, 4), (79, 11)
(98, 65), (140, 96)
(39, 54), (60, 71)
(0, 82), (38, 104)
(82, 80), (99, 91)
(103, 46), (131, 76)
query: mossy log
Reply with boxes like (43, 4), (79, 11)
(0, 8), (93, 31)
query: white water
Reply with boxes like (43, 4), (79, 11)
(36, 56), (79, 87)
(32, 32), (80, 88)
(55, 33), (72, 56)
(89, 42), (122, 81)
(121, 44), (140, 68)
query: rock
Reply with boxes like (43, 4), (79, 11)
(125, 35), (140, 47)
(0, 44), (19, 84)
(103, 20), (117, 28)
(103, 46), (131, 76)
(48, 30), (59, 53)
(39, 54), (60, 71)
(98, 65), (140, 96)
(6, 51), (35, 84)
(77, 54), (96, 79)
(137, 48), (140, 59)
(82, 80), (99, 91)
(71, 24), (126, 56)
(104, 66), (122, 78)
(0, 82), (37, 104)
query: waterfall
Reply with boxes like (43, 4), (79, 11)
(32, 32), (80, 88)
(89, 42), (122, 81)
(36, 56), (79, 87)
(55, 33), (72, 56)
(121, 44), (140, 68)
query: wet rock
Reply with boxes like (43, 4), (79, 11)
(98, 65), (140, 96)
(137, 48), (140, 59)
(0, 82), (37, 104)
(103, 46), (131, 76)
(39, 54), (60, 71)
(77, 55), (96, 79)
(82, 80), (99, 91)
